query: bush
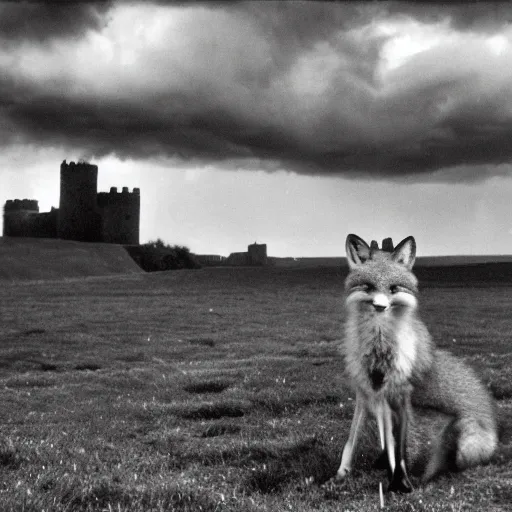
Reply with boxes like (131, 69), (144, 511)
(125, 239), (201, 272)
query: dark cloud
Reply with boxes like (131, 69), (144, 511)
(4, 77), (512, 180)
(385, 1), (512, 33)
(1, 1), (512, 181)
(0, 1), (112, 43)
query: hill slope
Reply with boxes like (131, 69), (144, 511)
(0, 237), (143, 281)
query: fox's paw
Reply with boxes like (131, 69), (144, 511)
(387, 473), (413, 494)
(335, 466), (351, 481)
(321, 468), (350, 489)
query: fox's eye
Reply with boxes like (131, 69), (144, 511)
(390, 285), (410, 294)
(350, 282), (374, 293)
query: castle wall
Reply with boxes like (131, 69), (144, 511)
(4, 211), (37, 237)
(3, 210), (58, 238)
(32, 209), (59, 238)
(3, 199), (39, 237)
(97, 187), (140, 245)
(195, 254), (226, 266)
(58, 160), (101, 242)
(226, 252), (250, 266)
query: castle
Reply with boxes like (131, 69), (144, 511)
(3, 160), (140, 245)
(226, 242), (268, 266)
(196, 243), (268, 266)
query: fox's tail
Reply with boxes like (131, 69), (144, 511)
(409, 413), (498, 482)
(408, 349), (498, 482)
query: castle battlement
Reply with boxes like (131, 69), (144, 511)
(97, 187), (141, 208)
(107, 186), (140, 195)
(4, 199), (39, 212)
(60, 160), (98, 173)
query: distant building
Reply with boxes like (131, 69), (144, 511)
(195, 254), (227, 266)
(195, 243), (268, 267)
(226, 242), (268, 266)
(247, 242), (267, 266)
(194, 254), (226, 267)
(3, 160), (140, 245)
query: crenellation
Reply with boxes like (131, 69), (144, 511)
(4, 199), (39, 212)
(100, 187), (139, 197)
(97, 187), (140, 208)
(61, 160), (98, 173)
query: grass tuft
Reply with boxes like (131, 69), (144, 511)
(67, 477), (124, 509)
(50, 475), (250, 511)
(74, 363), (102, 371)
(179, 400), (248, 420)
(118, 351), (147, 363)
(200, 423), (242, 438)
(40, 362), (59, 372)
(183, 379), (232, 394)
(243, 437), (337, 493)
(187, 337), (216, 347)
(5, 374), (56, 388)
(22, 328), (46, 336)
(0, 438), (22, 469)
(488, 379), (512, 400)
(250, 388), (342, 415)
(491, 482), (512, 506)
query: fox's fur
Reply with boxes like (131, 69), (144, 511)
(336, 234), (498, 487)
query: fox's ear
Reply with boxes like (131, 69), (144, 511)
(392, 236), (416, 269)
(346, 234), (371, 268)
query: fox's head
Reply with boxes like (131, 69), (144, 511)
(344, 234), (418, 316)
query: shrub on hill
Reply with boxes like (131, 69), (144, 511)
(125, 239), (201, 272)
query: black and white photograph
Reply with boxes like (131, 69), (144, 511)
(0, 1), (511, 510)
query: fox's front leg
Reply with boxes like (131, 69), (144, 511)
(375, 400), (395, 478)
(387, 395), (413, 493)
(336, 392), (367, 480)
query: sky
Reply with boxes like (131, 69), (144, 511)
(1, 0), (512, 257)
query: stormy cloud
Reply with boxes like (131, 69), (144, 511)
(0, 2), (112, 43)
(2, 1), (512, 180)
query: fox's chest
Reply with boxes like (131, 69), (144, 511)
(344, 316), (417, 394)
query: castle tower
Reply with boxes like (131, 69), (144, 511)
(3, 199), (39, 237)
(57, 160), (101, 242)
(248, 242), (267, 266)
(97, 187), (140, 245)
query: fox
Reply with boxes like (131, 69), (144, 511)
(335, 234), (498, 492)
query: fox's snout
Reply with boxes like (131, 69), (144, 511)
(371, 293), (390, 312)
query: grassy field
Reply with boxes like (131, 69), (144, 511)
(0, 266), (511, 511)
